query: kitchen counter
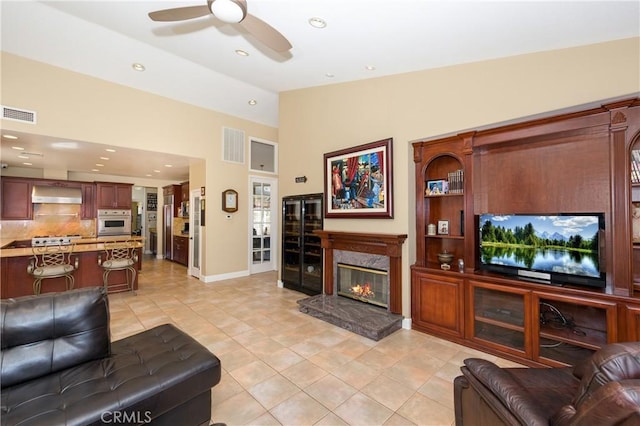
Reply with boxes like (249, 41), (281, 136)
(0, 235), (144, 258)
(1, 235), (145, 298)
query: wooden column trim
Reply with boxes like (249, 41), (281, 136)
(314, 231), (407, 314)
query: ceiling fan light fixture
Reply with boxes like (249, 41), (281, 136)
(132, 63), (146, 72)
(210, 0), (246, 23)
(248, 99), (257, 106)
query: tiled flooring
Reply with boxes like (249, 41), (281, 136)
(108, 256), (523, 426)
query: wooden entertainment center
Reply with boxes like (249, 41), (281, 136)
(411, 97), (640, 368)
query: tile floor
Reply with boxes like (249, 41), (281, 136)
(108, 256), (523, 426)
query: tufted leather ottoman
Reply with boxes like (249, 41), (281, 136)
(1, 287), (221, 426)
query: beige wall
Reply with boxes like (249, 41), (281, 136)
(1, 52), (278, 278)
(279, 37), (640, 318)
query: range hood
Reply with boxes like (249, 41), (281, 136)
(32, 185), (82, 204)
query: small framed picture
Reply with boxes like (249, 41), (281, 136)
(437, 220), (449, 235)
(426, 179), (448, 196)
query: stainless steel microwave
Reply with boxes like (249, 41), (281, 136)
(97, 209), (132, 236)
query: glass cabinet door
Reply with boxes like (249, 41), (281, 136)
(282, 199), (301, 285)
(301, 198), (322, 293)
(469, 281), (530, 358)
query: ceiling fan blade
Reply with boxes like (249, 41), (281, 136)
(148, 5), (211, 22)
(240, 14), (292, 52)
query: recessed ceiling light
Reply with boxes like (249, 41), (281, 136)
(3, 134), (18, 140)
(164, 164), (173, 168)
(146, 174), (152, 177)
(132, 63), (146, 72)
(153, 169), (161, 173)
(100, 157), (110, 160)
(18, 154), (29, 159)
(235, 49), (249, 56)
(22, 162), (32, 166)
(366, 65), (376, 71)
(309, 17), (326, 28)
(11, 146), (24, 150)
(248, 99), (257, 106)
(106, 148), (116, 153)
(51, 142), (78, 149)
(95, 163), (104, 167)
(92, 169), (100, 172)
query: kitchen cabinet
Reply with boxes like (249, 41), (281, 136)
(173, 235), (188, 266)
(163, 184), (182, 217)
(81, 183), (96, 219)
(150, 230), (157, 255)
(181, 182), (189, 202)
(281, 193), (323, 295)
(0, 177), (32, 220)
(96, 182), (133, 209)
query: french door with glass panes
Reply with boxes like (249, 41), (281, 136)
(250, 177), (277, 274)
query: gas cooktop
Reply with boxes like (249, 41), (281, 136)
(31, 235), (82, 247)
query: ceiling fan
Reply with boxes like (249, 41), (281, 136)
(148, 0), (292, 53)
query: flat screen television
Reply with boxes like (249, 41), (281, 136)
(478, 213), (605, 288)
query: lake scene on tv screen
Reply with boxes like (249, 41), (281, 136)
(479, 214), (601, 278)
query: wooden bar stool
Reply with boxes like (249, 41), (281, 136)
(27, 244), (79, 295)
(98, 241), (138, 294)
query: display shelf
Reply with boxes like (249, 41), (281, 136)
(425, 193), (465, 198)
(426, 235), (464, 240)
(474, 323), (525, 351)
(538, 343), (595, 366)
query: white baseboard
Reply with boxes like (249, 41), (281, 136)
(201, 269), (249, 283)
(277, 280), (284, 288)
(402, 317), (412, 330)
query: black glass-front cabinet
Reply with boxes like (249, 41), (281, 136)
(281, 193), (323, 295)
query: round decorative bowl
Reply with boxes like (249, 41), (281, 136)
(437, 252), (454, 265)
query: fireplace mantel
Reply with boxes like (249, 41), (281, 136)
(314, 230), (407, 314)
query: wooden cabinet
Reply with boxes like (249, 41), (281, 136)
(411, 270), (464, 339)
(81, 183), (96, 219)
(281, 193), (323, 295)
(533, 292), (616, 366)
(181, 182), (189, 202)
(411, 98), (640, 368)
(173, 235), (188, 266)
(96, 182), (133, 209)
(163, 184), (182, 217)
(1, 177), (32, 220)
(149, 230), (157, 255)
(468, 280), (530, 359)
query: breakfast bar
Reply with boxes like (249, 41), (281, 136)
(0, 236), (144, 298)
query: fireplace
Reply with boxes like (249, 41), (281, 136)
(314, 231), (407, 314)
(337, 263), (388, 308)
(298, 231), (407, 341)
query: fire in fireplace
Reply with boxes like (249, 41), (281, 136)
(337, 263), (389, 308)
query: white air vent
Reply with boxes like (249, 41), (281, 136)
(1, 105), (37, 124)
(223, 127), (245, 164)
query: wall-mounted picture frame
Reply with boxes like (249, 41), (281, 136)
(324, 138), (393, 218)
(438, 220), (449, 235)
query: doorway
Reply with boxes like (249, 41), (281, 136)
(249, 177), (277, 274)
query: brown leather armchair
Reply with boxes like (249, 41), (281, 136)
(454, 342), (640, 426)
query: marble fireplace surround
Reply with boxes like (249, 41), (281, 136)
(314, 231), (407, 314)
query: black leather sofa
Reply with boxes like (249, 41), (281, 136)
(0, 287), (221, 426)
(453, 342), (640, 425)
